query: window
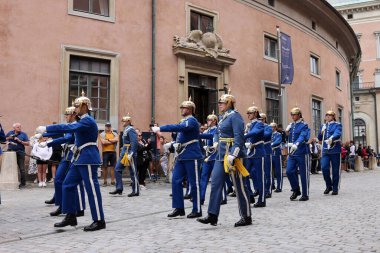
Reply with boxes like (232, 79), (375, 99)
(73, 0), (109, 16)
(336, 41), (339, 49)
(336, 69), (341, 88)
(266, 88), (279, 124)
(69, 56), (110, 122)
(354, 119), (366, 146)
(347, 14), (353, 19)
(264, 35), (278, 60)
(310, 54), (320, 76)
(312, 99), (322, 137)
(312, 21), (316, 30)
(68, 0), (115, 22)
(268, 0), (275, 7)
(355, 96), (360, 101)
(376, 32), (380, 59)
(338, 108), (343, 123)
(376, 69), (380, 87)
(190, 11), (214, 33)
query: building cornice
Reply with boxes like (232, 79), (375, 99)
(335, 2), (380, 14)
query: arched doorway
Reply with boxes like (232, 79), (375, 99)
(354, 118), (367, 146)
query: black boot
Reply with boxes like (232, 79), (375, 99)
(45, 196), (55, 205)
(227, 187), (234, 194)
(220, 199), (227, 205)
(109, 189), (122, 195)
(167, 208), (185, 217)
(274, 189), (282, 193)
(331, 191), (338, 195)
(265, 193), (272, 199)
(290, 190), (301, 201)
(127, 192), (139, 197)
(299, 196), (309, 201)
(249, 195), (255, 204)
(197, 213), (218, 226)
(187, 211), (202, 218)
(76, 210), (85, 217)
(253, 201), (266, 208)
(183, 194), (191, 199)
(234, 216), (252, 227)
(54, 214), (77, 227)
(324, 187), (332, 195)
(83, 220), (106, 232)
(50, 206), (62, 216)
(229, 191), (236, 197)
(253, 191), (259, 197)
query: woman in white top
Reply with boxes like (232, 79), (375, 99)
(31, 136), (52, 187)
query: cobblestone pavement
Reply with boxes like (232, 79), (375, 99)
(0, 170), (379, 253)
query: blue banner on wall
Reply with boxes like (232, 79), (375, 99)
(280, 32), (294, 84)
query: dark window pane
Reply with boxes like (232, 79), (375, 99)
(190, 12), (199, 31)
(73, 0), (90, 12)
(99, 88), (108, 98)
(99, 76), (108, 88)
(79, 60), (89, 72)
(100, 62), (109, 74)
(201, 15), (213, 33)
(92, 0), (109, 16)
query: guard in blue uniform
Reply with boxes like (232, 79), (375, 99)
(152, 98), (203, 218)
(260, 113), (273, 198)
(285, 107), (310, 201)
(198, 92), (252, 227)
(318, 110), (342, 195)
(270, 122), (283, 192)
(110, 114), (139, 197)
(244, 106), (266, 208)
(36, 92), (105, 231)
(199, 112), (219, 205)
(40, 106), (86, 217)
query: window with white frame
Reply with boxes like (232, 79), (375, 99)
(338, 108), (343, 123)
(312, 99), (322, 137)
(375, 69), (380, 87)
(68, 0), (115, 22)
(310, 54), (320, 76)
(336, 69), (341, 88)
(375, 32), (380, 59)
(69, 56), (111, 122)
(190, 11), (214, 33)
(264, 35), (278, 60)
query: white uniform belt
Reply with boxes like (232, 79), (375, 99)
(264, 141), (271, 145)
(180, 139), (198, 148)
(72, 142), (97, 162)
(272, 145), (281, 149)
(251, 140), (264, 146)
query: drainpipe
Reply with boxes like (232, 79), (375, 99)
(151, 0), (156, 124)
(370, 90), (379, 153)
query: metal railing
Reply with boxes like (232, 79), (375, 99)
(353, 81), (375, 90)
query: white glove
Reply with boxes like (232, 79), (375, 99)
(128, 152), (133, 160)
(38, 141), (47, 148)
(36, 126), (46, 134)
(289, 144), (298, 154)
(203, 145), (208, 151)
(285, 123), (292, 132)
(321, 124), (326, 133)
(212, 142), (218, 149)
(227, 155), (235, 165)
(33, 133), (42, 140)
(325, 138), (332, 146)
(245, 143), (250, 149)
(151, 126), (160, 133)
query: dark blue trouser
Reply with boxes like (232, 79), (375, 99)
(115, 155), (139, 194)
(62, 164), (104, 221)
(271, 155), (283, 190)
(246, 156), (265, 203)
(55, 160), (85, 212)
(321, 153), (341, 192)
(208, 160), (251, 217)
(264, 155), (272, 195)
(286, 155), (310, 197)
(172, 160), (201, 213)
(200, 160), (214, 203)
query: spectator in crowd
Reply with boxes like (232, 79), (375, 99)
(47, 122), (63, 183)
(348, 141), (355, 171)
(159, 136), (168, 177)
(357, 144), (363, 157)
(31, 136), (53, 187)
(99, 122), (118, 186)
(309, 138), (321, 174)
(0, 120), (5, 157)
(28, 134), (39, 183)
(149, 123), (161, 179)
(362, 146), (369, 167)
(136, 129), (151, 188)
(5, 123), (29, 188)
(341, 145), (348, 171)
